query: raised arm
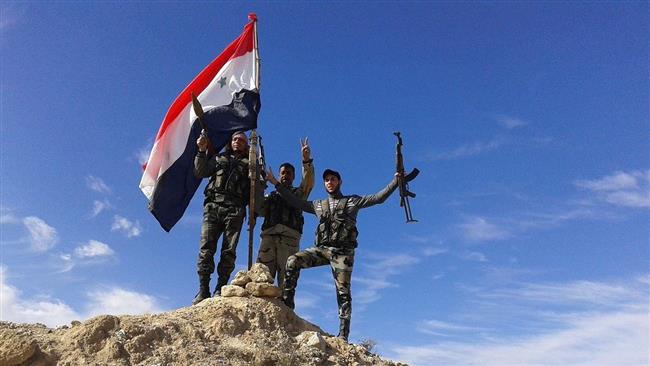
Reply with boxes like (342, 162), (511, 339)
(194, 132), (220, 178)
(355, 175), (399, 209)
(297, 137), (315, 199)
(266, 168), (316, 214)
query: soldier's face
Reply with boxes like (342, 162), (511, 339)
(231, 134), (248, 153)
(279, 166), (295, 186)
(324, 175), (340, 193)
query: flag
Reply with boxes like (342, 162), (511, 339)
(140, 15), (260, 232)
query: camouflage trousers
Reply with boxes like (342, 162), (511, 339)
(257, 229), (300, 289)
(285, 245), (355, 320)
(197, 202), (245, 282)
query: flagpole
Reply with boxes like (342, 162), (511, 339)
(252, 12), (260, 90)
(247, 13), (259, 270)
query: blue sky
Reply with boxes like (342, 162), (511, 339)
(1, 2), (648, 365)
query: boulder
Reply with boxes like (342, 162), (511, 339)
(220, 285), (250, 297)
(245, 282), (281, 297)
(230, 270), (251, 287)
(248, 263), (274, 284)
(296, 331), (326, 352)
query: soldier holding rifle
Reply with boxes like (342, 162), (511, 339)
(264, 138), (418, 341)
(192, 130), (263, 305)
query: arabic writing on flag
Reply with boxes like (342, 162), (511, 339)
(140, 15), (260, 232)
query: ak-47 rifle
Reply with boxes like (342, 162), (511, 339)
(394, 132), (419, 223)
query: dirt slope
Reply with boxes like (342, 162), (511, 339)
(0, 296), (406, 366)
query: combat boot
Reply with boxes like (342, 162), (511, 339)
(282, 269), (298, 309)
(213, 276), (229, 297)
(192, 275), (211, 305)
(337, 318), (350, 342)
(282, 288), (295, 309)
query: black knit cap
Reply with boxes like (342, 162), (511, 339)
(231, 130), (248, 142)
(322, 169), (341, 180)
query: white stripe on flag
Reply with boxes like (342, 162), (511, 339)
(139, 50), (257, 200)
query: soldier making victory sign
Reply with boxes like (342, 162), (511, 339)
(264, 164), (418, 341)
(192, 130), (263, 305)
(257, 138), (315, 289)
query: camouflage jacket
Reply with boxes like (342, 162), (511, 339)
(276, 176), (398, 248)
(261, 160), (315, 235)
(194, 151), (251, 207)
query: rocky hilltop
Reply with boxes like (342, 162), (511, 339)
(0, 266), (405, 366)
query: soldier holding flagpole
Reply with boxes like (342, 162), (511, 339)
(139, 14), (262, 304)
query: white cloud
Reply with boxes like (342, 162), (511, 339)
(0, 207), (19, 224)
(22, 216), (58, 252)
(457, 206), (613, 245)
(575, 171), (639, 191)
(575, 170), (650, 208)
(356, 253), (420, 305)
(354, 276), (396, 292)
(57, 254), (75, 273)
(300, 275), (337, 292)
(85, 175), (111, 194)
(354, 278), (392, 304)
(403, 235), (449, 257)
(459, 217), (511, 242)
(462, 251), (488, 262)
(495, 115), (528, 129)
(85, 287), (163, 317)
(417, 319), (484, 337)
(387, 276), (650, 366)
(602, 190), (650, 208)
(132, 138), (154, 168)
(518, 208), (597, 229)
(0, 213), (19, 224)
(1, 266), (165, 327)
(479, 279), (644, 309)
(55, 240), (114, 273)
(426, 137), (507, 160)
(73, 240), (114, 258)
(0, 266), (79, 326)
(369, 254), (420, 269)
(390, 310), (649, 366)
(136, 144), (152, 167)
(478, 266), (541, 285)
(453, 186), (624, 245)
(91, 199), (112, 217)
(111, 215), (142, 238)
(295, 291), (321, 310)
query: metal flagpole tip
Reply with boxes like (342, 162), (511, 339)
(248, 13), (257, 22)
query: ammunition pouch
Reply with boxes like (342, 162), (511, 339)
(262, 189), (305, 233)
(203, 154), (249, 206)
(315, 197), (358, 248)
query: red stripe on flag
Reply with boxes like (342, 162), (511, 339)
(154, 22), (255, 142)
